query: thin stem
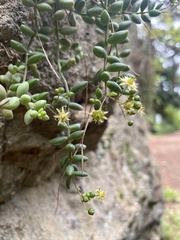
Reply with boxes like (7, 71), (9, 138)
(56, 170), (66, 213)
(54, 20), (71, 139)
(101, 94), (107, 108)
(22, 27), (36, 82)
(104, 0), (108, 9)
(100, 0), (105, 8)
(72, 177), (82, 195)
(92, 0), (105, 8)
(38, 40), (60, 79)
(80, 104), (93, 171)
(55, 21), (70, 93)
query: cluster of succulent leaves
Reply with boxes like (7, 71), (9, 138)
(0, 0), (165, 214)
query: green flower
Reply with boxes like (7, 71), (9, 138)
(123, 100), (134, 111)
(54, 107), (69, 125)
(91, 109), (108, 123)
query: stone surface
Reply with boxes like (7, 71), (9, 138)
(0, 1), (26, 72)
(0, 107), (164, 240)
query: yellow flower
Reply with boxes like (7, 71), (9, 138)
(120, 76), (138, 91)
(96, 188), (106, 200)
(54, 107), (69, 125)
(91, 109), (108, 123)
(123, 100), (133, 111)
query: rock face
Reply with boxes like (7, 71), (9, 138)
(0, 108), (163, 240)
(0, 1), (164, 240)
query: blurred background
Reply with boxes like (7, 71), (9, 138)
(128, 1), (180, 239)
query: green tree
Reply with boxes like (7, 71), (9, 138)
(151, 11), (180, 133)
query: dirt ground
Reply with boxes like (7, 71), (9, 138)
(148, 131), (180, 191)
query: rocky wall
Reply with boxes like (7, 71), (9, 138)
(0, 107), (163, 240)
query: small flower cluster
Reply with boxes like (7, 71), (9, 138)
(89, 76), (144, 126)
(122, 95), (145, 116)
(81, 188), (105, 215)
(81, 191), (96, 203)
(81, 188), (106, 203)
(118, 76), (145, 116)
